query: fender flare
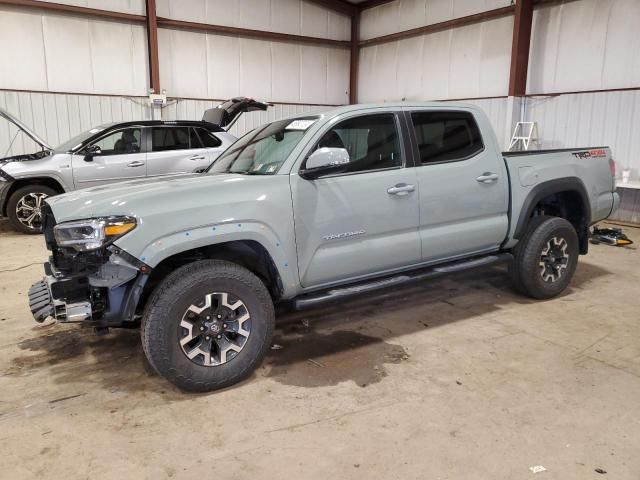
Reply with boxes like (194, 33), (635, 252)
(513, 177), (591, 240)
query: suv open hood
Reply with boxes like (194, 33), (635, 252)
(202, 97), (271, 130)
(0, 108), (52, 151)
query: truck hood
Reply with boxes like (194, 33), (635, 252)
(46, 173), (266, 223)
(0, 108), (52, 152)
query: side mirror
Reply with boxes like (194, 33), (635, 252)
(83, 144), (101, 162)
(300, 147), (350, 180)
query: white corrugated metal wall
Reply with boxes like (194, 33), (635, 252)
(359, 0), (512, 40)
(358, 0), (640, 181)
(0, 0), (347, 157)
(523, 0), (640, 180)
(156, 0), (350, 105)
(358, 0), (513, 102)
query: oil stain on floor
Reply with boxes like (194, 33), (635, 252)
(265, 328), (409, 388)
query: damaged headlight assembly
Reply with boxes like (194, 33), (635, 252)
(53, 216), (136, 252)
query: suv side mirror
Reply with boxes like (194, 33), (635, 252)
(300, 147), (350, 180)
(83, 144), (101, 161)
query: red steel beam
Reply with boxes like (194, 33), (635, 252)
(157, 18), (350, 48)
(349, 11), (360, 104)
(359, 5), (515, 47)
(305, 0), (358, 16)
(145, 0), (160, 94)
(358, 0), (396, 10)
(0, 0), (145, 22)
(508, 0), (534, 96)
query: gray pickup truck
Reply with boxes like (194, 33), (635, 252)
(27, 102), (619, 392)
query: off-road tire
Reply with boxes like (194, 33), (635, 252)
(141, 260), (275, 392)
(7, 185), (57, 234)
(509, 215), (579, 299)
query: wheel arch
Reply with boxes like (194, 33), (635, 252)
(138, 239), (286, 315)
(1, 176), (65, 216)
(513, 177), (591, 254)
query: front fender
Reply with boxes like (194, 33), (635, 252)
(119, 220), (300, 299)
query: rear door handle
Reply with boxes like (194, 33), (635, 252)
(189, 155), (206, 161)
(387, 183), (415, 196)
(476, 172), (499, 183)
(127, 161), (145, 167)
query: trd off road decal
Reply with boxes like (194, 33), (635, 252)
(572, 149), (607, 159)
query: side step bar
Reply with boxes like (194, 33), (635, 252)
(292, 253), (512, 310)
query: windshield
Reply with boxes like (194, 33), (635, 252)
(55, 124), (114, 152)
(207, 117), (318, 175)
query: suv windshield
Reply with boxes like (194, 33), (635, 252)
(208, 117), (318, 175)
(55, 124), (115, 153)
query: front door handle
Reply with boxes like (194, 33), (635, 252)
(127, 161), (145, 167)
(476, 172), (499, 183)
(189, 155), (206, 161)
(387, 183), (415, 196)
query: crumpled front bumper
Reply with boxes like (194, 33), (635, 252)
(28, 274), (93, 323)
(27, 259), (149, 326)
(28, 280), (54, 322)
(28, 204), (151, 326)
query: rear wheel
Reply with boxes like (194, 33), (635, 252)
(509, 216), (579, 299)
(7, 185), (57, 234)
(141, 260), (274, 392)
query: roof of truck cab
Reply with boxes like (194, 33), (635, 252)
(282, 101), (483, 122)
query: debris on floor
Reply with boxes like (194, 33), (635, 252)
(270, 344), (284, 350)
(529, 465), (547, 474)
(594, 468), (607, 474)
(590, 226), (633, 246)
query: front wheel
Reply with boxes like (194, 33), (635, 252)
(509, 216), (579, 299)
(6, 185), (57, 234)
(141, 260), (275, 392)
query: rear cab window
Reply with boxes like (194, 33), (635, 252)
(411, 111), (483, 164)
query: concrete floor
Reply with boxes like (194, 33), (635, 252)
(0, 219), (639, 479)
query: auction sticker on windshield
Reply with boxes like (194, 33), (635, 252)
(286, 119), (316, 131)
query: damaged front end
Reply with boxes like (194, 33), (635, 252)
(28, 205), (150, 327)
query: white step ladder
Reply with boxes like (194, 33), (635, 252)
(508, 121), (539, 151)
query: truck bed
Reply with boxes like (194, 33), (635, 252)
(501, 146), (618, 249)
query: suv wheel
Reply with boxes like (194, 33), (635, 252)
(6, 185), (57, 234)
(141, 260), (275, 392)
(509, 215), (579, 299)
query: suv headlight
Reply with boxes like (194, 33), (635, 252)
(53, 216), (136, 251)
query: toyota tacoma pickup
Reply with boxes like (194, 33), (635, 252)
(0, 97), (268, 233)
(27, 103), (620, 392)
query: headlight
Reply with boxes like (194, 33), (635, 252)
(53, 216), (136, 251)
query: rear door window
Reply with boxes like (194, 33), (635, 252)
(151, 127), (190, 152)
(411, 111), (483, 164)
(194, 128), (222, 148)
